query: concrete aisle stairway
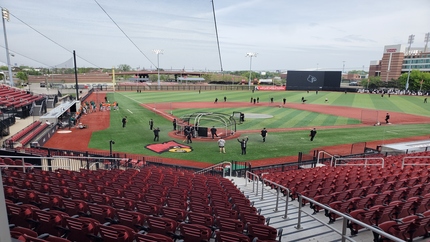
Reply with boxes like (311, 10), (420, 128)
(229, 176), (376, 242)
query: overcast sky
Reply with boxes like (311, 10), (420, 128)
(1, 0), (429, 72)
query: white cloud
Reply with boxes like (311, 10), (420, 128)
(0, 0), (429, 72)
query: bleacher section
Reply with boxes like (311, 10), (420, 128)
(2, 148), (430, 241)
(0, 84), (45, 108)
(256, 151), (430, 241)
(2, 165), (282, 242)
(3, 121), (50, 148)
(4, 121), (41, 147)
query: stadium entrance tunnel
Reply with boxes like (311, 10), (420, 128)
(177, 112), (236, 139)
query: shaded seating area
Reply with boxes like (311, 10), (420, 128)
(0, 84), (46, 118)
(3, 121), (49, 148)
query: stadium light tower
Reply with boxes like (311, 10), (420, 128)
(424, 32), (429, 53)
(153, 49), (163, 90)
(405, 34), (415, 90)
(246, 52), (257, 90)
(2, 8), (14, 87)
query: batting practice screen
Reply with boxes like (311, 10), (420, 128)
(286, 71), (341, 91)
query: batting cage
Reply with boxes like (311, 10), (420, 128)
(178, 112), (236, 138)
(360, 109), (379, 125)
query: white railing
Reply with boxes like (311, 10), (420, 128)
(401, 156), (430, 169)
(261, 178), (289, 219)
(245, 171), (260, 195)
(0, 155), (133, 172)
(331, 157), (385, 168)
(316, 150), (336, 166)
(193, 161), (232, 177)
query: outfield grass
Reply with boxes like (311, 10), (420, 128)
(87, 90), (430, 164)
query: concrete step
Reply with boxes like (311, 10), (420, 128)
(229, 176), (375, 242)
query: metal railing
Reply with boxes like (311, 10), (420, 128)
(245, 171), (289, 219)
(193, 161), (232, 177)
(245, 171), (260, 195)
(261, 178), (289, 219)
(296, 194), (405, 242)
(332, 157), (385, 168)
(0, 155), (136, 172)
(401, 156), (430, 169)
(316, 150), (336, 166)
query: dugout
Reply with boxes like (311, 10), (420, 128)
(178, 112), (236, 138)
(39, 100), (78, 125)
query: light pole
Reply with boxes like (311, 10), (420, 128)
(153, 49), (163, 90)
(405, 34), (415, 90)
(246, 52), (257, 90)
(424, 32), (429, 53)
(2, 8), (14, 87)
(109, 140), (115, 157)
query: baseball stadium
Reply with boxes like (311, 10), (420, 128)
(1, 79), (430, 242)
(1, 1), (430, 240)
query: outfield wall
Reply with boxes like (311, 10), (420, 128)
(114, 84), (286, 92)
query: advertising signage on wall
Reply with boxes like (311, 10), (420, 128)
(256, 86), (285, 91)
(383, 44), (403, 54)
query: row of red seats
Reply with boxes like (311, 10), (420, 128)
(330, 192), (430, 226)
(347, 195), (430, 237)
(290, 169), (429, 201)
(0, 157), (33, 169)
(2, 165), (272, 230)
(262, 151), (430, 184)
(4, 164), (282, 242)
(4, 172), (254, 216)
(0, 95), (43, 108)
(375, 210), (430, 242)
(20, 123), (49, 146)
(6, 200), (279, 242)
(0, 92), (32, 101)
(7, 121), (42, 143)
(268, 163), (427, 192)
(306, 176), (429, 207)
(320, 182), (430, 219)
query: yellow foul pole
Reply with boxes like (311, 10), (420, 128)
(112, 67), (116, 92)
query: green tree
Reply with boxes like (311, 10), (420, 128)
(16, 72), (28, 86)
(397, 70), (430, 91)
(202, 73), (213, 82)
(348, 70), (368, 75)
(367, 76), (382, 89)
(117, 64), (132, 72)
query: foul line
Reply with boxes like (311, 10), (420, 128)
(116, 92), (143, 104)
(386, 131), (398, 134)
(127, 109), (133, 114)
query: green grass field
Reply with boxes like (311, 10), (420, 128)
(88, 90), (430, 165)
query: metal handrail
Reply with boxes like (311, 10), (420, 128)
(261, 178), (289, 219)
(296, 194), (405, 242)
(401, 156), (430, 169)
(0, 155), (75, 172)
(245, 171), (260, 195)
(317, 150), (335, 165)
(194, 161), (232, 177)
(332, 157), (385, 168)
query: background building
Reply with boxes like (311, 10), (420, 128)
(369, 43), (430, 81)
